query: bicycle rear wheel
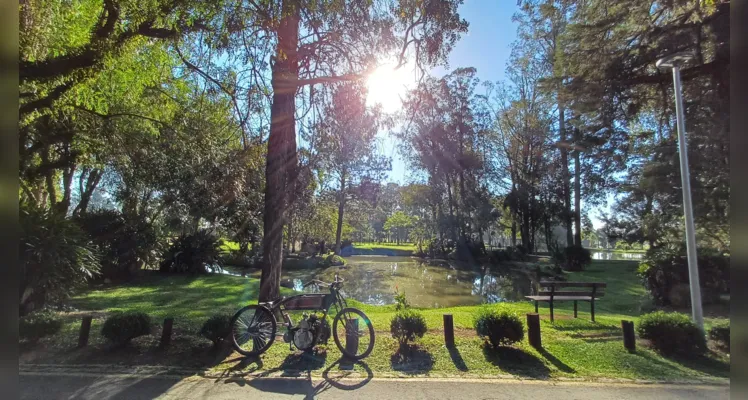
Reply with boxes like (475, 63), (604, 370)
(230, 305), (277, 356)
(332, 307), (375, 360)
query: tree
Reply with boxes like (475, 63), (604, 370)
(384, 211), (413, 245)
(313, 83), (389, 254)
(204, 0), (470, 301)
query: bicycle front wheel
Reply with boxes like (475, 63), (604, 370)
(230, 304), (277, 356)
(332, 307), (375, 360)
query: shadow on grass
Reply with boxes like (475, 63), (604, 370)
(390, 344), (435, 374)
(659, 350), (730, 378)
(481, 344), (551, 379)
(447, 345), (468, 371)
(536, 348), (575, 373)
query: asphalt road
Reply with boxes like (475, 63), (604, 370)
(19, 372), (730, 400)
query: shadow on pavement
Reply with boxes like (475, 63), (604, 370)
(218, 356), (374, 399)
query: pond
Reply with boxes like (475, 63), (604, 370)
(226, 256), (535, 308)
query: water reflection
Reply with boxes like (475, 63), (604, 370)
(234, 257), (534, 308)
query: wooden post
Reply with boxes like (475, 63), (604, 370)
(622, 320), (636, 352)
(534, 301), (538, 313)
(345, 318), (359, 356)
(573, 301), (578, 318)
(78, 316), (93, 347)
(527, 313), (541, 349)
(591, 285), (597, 322)
(160, 318), (174, 347)
(443, 314), (455, 348)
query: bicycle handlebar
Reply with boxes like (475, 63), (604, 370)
(301, 275), (344, 289)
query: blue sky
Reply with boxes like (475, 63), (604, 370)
(378, 1), (612, 229)
(383, 1), (518, 184)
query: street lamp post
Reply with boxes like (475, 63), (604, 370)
(656, 51), (703, 331)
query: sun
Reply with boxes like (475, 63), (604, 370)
(366, 63), (415, 113)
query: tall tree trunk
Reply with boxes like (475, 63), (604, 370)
(73, 168), (102, 216)
(56, 164), (76, 216)
(334, 169), (347, 254)
(259, 0), (300, 302)
(559, 104), (573, 247)
(574, 149), (582, 247)
(511, 220), (517, 247)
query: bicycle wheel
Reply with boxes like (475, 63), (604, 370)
(332, 307), (375, 360)
(230, 304), (277, 356)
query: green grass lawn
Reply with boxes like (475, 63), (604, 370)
(353, 242), (417, 251)
(23, 261), (729, 383)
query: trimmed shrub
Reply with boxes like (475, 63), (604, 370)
(561, 245), (592, 271)
(708, 321), (730, 351)
(390, 309), (428, 346)
(637, 311), (706, 356)
(200, 314), (232, 346)
(160, 230), (223, 274)
(474, 306), (524, 348)
(20, 206), (101, 316)
(101, 312), (152, 345)
(637, 244), (729, 306)
(19, 310), (62, 342)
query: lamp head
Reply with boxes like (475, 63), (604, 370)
(656, 51), (695, 70)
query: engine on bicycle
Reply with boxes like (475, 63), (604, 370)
(283, 312), (331, 351)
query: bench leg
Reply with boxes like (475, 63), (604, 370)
(591, 299), (595, 322)
(574, 301), (578, 318)
(535, 301), (538, 313)
(550, 300), (554, 322)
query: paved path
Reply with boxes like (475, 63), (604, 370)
(19, 370), (729, 400)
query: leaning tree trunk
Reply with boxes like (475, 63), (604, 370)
(334, 169), (347, 254)
(259, 1), (300, 302)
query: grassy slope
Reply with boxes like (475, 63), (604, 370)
(352, 242), (417, 252)
(28, 261), (728, 382)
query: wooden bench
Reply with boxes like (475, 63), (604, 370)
(525, 282), (606, 322)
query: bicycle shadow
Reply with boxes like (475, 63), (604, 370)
(219, 355), (373, 399)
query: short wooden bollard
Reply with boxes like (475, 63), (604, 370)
(527, 313), (541, 349)
(622, 320), (636, 352)
(345, 318), (359, 356)
(160, 318), (174, 347)
(78, 316), (93, 347)
(443, 314), (455, 348)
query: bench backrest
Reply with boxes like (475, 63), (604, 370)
(537, 281), (607, 297)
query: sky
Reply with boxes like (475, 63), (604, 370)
(380, 1), (519, 185)
(371, 1), (612, 229)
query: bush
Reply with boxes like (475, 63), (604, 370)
(561, 245), (592, 271)
(220, 251), (258, 268)
(708, 321), (730, 351)
(637, 311), (706, 356)
(390, 309), (428, 346)
(200, 314), (232, 346)
(324, 254), (346, 267)
(101, 312), (152, 345)
(394, 288), (410, 311)
(20, 206), (101, 316)
(488, 249), (511, 263)
(637, 244), (729, 306)
(160, 230), (223, 274)
(474, 306), (524, 348)
(19, 310), (62, 342)
(74, 209), (161, 280)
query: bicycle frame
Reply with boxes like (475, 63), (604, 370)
(261, 281), (348, 331)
